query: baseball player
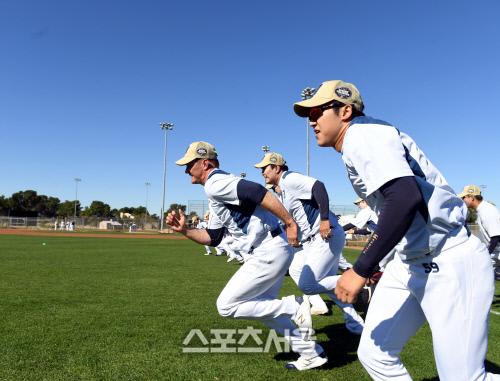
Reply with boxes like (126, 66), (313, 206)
(167, 141), (327, 371)
(459, 184), (500, 281)
(255, 152), (364, 334)
(343, 198), (378, 235)
(293, 80), (498, 380)
(193, 215), (212, 255)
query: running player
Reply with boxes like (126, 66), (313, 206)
(255, 152), (364, 334)
(167, 141), (327, 371)
(293, 80), (498, 380)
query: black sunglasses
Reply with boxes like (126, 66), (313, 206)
(308, 101), (345, 122)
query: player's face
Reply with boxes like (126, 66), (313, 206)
(309, 106), (344, 147)
(185, 159), (203, 184)
(461, 196), (473, 207)
(261, 165), (280, 185)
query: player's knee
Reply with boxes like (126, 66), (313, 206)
(357, 336), (398, 371)
(298, 281), (319, 295)
(216, 296), (234, 318)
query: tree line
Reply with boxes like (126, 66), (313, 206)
(0, 190), (154, 219)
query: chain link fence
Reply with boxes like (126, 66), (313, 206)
(0, 216), (160, 231)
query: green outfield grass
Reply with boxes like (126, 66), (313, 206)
(0, 235), (499, 381)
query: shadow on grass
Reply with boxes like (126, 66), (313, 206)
(491, 293), (500, 308)
(273, 321), (361, 368)
(316, 322), (361, 369)
(486, 359), (500, 374)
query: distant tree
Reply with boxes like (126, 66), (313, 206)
(466, 207), (477, 224)
(166, 203), (187, 216)
(118, 206), (147, 217)
(36, 196), (60, 217)
(57, 200), (81, 217)
(10, 190), (41, 217)
(134, 206), (147, 216)
(81, 201), (112, 218)
(0, 195), (10, 216)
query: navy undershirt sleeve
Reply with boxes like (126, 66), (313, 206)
(343, 223), (356, 231)
(206, 227), (227, 247)
(488, 235), (500, 254)
(353, 176), (425, 278)
(237, 179), (267, 205)
(311, 181), (330, 220)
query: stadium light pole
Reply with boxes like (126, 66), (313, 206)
(145, 182), (151, 227)
(240, 172), (246, 178)
(73, 178), (81, 220)
(261, 145), (270, 154)
(160, 122), (174, 231)
(145, 182), (151, 215)
(301, 87), (315, 176)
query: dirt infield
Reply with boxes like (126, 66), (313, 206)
(0, 229), (187, 240)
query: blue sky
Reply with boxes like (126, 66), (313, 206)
(1, 0), (499, 215)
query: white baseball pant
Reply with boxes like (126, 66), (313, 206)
(358, 234), (498, 381)
(288, 228), (364, 328)
(216, 234), (323, 358)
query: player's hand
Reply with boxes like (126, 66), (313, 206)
(335, 268), (367, 303)
(319, 220), (331, 241)
(165, 209), (187, 233)
(285, 220), (300, 247)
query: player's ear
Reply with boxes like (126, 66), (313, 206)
(341, 104), (353, 121)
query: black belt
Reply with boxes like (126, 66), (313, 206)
(270, 226), (282, 238)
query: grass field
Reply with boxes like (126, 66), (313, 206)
(0, 234), (499, 381)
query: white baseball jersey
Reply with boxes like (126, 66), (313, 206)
(342, 117), (469, 261)
(476, 200), (500, 255)
(351, 206), (378, 230)
(196, 220), (208, 229)
(204, 169), (281, 254)
(277, 171), (340, 241)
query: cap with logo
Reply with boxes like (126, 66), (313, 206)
(458, 185), (482, 199)
(254, 152), (286, 168)
(294, 80), (364, 117)
(353, 197), (364, 205)
(175, 141), (218, 166)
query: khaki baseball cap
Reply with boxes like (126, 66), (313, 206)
(294, 80), (364, 117)
(175, 141), (218, 165)
(254, 152), (286, 168)
(353, 197), (364, 204)
(458, 184), (482, 198)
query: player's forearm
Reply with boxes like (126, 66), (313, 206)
(182, 228), (212, 245)
(353, 176), (422, 278)
(311, 181), (330, 220)
(260, 191), (295, 227)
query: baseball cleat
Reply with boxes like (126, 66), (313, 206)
(227, 256), (235, 263)
(204, 252), (211, 256)
(285, 352), (328, 371)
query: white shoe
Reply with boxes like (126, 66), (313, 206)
(204, 253), (211, 256)
(227, 256), (235, 263)
(285, 352), (328, 371)
(310, 305), (329, 315)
